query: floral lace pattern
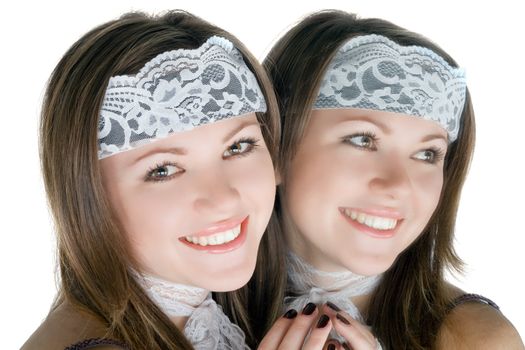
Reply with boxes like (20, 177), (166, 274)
(285, 251), (383, 348)
(133, 271), (249, 350)
(136, 272), (209, 317)
(314, 34), (466, 142)
(98, 36), (267, 159)
(184, 296), (250, 350)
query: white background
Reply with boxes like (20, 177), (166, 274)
(2, 1), (523, 348)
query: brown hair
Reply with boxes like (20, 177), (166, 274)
(40, 10), (282, 349)
(262, 10), (475, 349)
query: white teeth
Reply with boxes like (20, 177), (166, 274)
(184, 224), (241, 246)
(215, 234), (225, 245)
(343, 209), (398, 231)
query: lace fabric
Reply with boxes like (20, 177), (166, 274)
(285, 251), (381, 321)
(285, 251), (383, 348)
(133, 271), (250, 350)
(98, 36), (267, 159)
(314, 34), (466, 142)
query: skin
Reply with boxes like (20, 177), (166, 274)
(260, 108), (448, 349)
(100, 113), (276, 294)
(284, 108), (447, 276)
(263, 108), (524, 349)
(23, 115), (281, 348)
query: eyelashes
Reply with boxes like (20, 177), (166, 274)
(223, 137), (259, 158)
(144, 161), (183, 183)
(341, 131), (378, 151)
(341, 131), (446, 165)
(144, 137), (260, 183)
(414, 147), (446, 164)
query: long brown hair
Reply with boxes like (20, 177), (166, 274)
(40, 10), (282, 349)
(262, 10), (475, 349)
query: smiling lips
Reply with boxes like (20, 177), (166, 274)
(184, 225), (241, 246)
(340, 208), (403, 238)
(179, 216), (248, 253)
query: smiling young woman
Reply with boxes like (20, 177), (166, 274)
(252, 10), (524, 350)
(21, 10), (282, 350)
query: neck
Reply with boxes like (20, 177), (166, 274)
(286, 251), (381, 319)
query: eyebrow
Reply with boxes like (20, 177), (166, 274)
(420, 133), (448, 143)
(132, 145), (187, 165)
(132, 119), (260, 164)
(338, 115), (392, 134)
(339, 115), (448, 143)
(221, 119), (260, 143)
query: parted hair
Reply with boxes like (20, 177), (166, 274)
(261, 10), (475, 350)
(40, 10), (283, 349)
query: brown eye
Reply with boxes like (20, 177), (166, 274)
(223, 138), (257, 158)
(343, 133), (378, 150)
(413, 148), (445, 164)
(421, 150), (435, 162)
(146, 163), (182, 182)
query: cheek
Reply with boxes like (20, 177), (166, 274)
(285, 147), (342, 230)
(407, 169), (444, 242)
(415, 170), (444, 214)
(232, 153), (276, 227)
(115, 185), (186, 250)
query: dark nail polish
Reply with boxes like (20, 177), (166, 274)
(327, 344), (336, 350)
(283, 309), (297, 319)
(342, 343), (352, 350)
(302, 302), (317, 315)
(316, 314), (330, 328)
(326, 301), (341, 312)
(336, 313), (351, 325)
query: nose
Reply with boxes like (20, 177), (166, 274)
(368, 152), (412, 201)
(191, 169), (241, 216)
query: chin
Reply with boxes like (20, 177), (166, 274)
(206, 270), (253, 292)
(343, 254), (396, 276)
(204, 260), (256, 292)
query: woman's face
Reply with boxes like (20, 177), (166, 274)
(100, 113), (276, 291)
(284, 109), (447, 276)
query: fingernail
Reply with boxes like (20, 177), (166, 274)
(336, 313), (351, 325)
(283, 309), (297, 319)
(326, 301), (341, 311)
(316, 314), (330, 328)
(342, 343), (352, 350)
(302, 302), (317, 315)
(327, 344), (336, 350)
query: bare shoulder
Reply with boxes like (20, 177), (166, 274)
(21, 300), (117, 350)
(436, 284), (524, 349)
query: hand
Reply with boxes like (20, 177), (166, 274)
(322, 302), (382, 350)
(258, 302), (334, 350)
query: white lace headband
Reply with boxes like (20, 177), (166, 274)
(97, 36), (267, 159)
(314, 34), (466, 142)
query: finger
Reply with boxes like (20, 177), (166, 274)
(325, 301), (342, 314)
(321, 303), (375, 347)
(277, 303), (321, 350)
(257, 309), (297, 350)
(325, 306), (376, 345)
(331, 313), (377, 350)
(302, 314), (333, 350)
(337, 312), (375, 344)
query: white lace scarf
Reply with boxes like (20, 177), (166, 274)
(134, 272), (250, 350)
(285, 251), (382, 323)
